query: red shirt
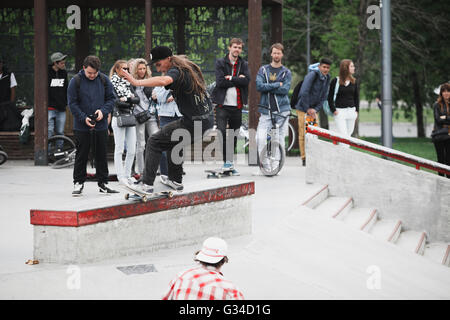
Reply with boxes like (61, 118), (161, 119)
(162, 265), (245, 300)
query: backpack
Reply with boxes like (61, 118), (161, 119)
(290, 63), (320, 109)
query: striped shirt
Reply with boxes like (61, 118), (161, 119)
(161, 265), (245, 300)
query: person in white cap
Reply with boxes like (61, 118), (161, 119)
(162, 237), (244, 300)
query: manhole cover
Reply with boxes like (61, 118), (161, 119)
(116, 264), (157, 275)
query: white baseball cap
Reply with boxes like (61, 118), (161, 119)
(196, 237), (228, 264)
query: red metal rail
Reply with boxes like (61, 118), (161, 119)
(306, 126), (450, 176)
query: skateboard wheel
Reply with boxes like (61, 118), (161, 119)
(125, 193), (129, 200)
(168, 191), (173, 198)
(142, 195), (148, 202)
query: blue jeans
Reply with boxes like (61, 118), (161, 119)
(159, 115), (181, 176)
(48, 109), (66, 136)
(256, 111), (290, 163)
(48, 109), (66, 149)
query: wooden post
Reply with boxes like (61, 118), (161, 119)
(176, 7), (186, 54)
(145, 0), (152, 61)
(67, 5), (89, 135)
(74, 6), (89, 72)
(34, 0), (48, 165)
(271, 3), (283, 44)
(248, 0), (262, 131)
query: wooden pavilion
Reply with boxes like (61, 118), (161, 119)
(1, 0), (283, 164)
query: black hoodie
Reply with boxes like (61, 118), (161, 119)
(48, 65), (68, 111)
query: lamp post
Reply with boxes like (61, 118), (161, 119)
(381, 0), (393, 148)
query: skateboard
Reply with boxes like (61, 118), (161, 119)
(305, 114), (318, 133)
(122, 183), (173, 202)
(205, 168), (235, 179)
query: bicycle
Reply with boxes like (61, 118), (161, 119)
(256, 105), (290, 176)
(0, 144), (8, 166)
(47, 135), (76, 169)
(239, 108), (296, 153)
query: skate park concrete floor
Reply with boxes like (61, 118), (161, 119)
(1, 157), (449, 300)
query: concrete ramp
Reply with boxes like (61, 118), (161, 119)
(233, 207), (450, 299)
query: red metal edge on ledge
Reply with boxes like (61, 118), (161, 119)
(306, 126), (450, 176)
(30, 182), (255, 227)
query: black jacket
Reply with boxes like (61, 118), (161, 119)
(431, 102), (450, 142)
(48, 65), (68, 111)
(211, 54), (250, 106)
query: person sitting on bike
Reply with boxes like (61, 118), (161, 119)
(255, 43), (292, 173)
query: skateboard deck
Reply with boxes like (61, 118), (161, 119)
(205, 168), (235, 179)
(305, 114), (318, 133)
(122, 183), (173, 202)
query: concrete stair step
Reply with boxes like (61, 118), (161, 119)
(301, 184), (328, 209)
(342, 207), (378, 232)
(369, 219), (402, 243)
(423, 243), (450, 267)
(313, 196), (353, 219)
(395, 230), (427, 255)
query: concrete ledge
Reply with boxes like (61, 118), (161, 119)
(31, 181), (254, 264)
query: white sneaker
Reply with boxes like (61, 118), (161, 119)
(160, 174), (169, 185)
(165, 179), (184, 191)
(72, 182), (84, 196)
(127, 177), (138, 185)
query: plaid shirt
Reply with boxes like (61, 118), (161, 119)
(232, 61), (243, 109)
(161, 265), (245, 300)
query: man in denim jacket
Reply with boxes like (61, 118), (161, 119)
(255, 43), (292, 174)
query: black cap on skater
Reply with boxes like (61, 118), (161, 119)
(150, 46), (173, 65)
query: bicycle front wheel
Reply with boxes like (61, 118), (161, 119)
(0, 150), (7, 166)
(259, 140), (285, 176)
(286, 122), (296, 152)
(48, 135), (76, 166)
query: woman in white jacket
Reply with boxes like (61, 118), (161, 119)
(109, 60), (137, 185)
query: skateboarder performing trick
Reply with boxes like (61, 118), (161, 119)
(122, 46), (213, 195)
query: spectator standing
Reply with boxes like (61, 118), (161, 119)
(431, 82), (450, 178)
(295, 58), (331, 166)
(122, 46), (213, 194)
(255, 43), (292, 172)
(0, 57), (20, 131)
(152, 83), (182, 184)
(131, 58), (159, 178)
(48, 52), (68, 145)
(162, 237), (244, 300)
(109, 60), (137, 186)
(67, 55), (118, 196)
(211, 38), (250, 174)
(328, 59), (359, 145)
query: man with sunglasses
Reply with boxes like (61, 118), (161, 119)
(122, 46), (213, 194)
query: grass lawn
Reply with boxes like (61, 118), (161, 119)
(333, 107), (434, 123)
(357, 137), (437, 162)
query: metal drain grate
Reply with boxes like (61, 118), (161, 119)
(116, 264), (157, 275)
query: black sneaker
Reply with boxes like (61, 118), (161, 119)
(98, 182), (119, 194)
(72, 182), (84, 196)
